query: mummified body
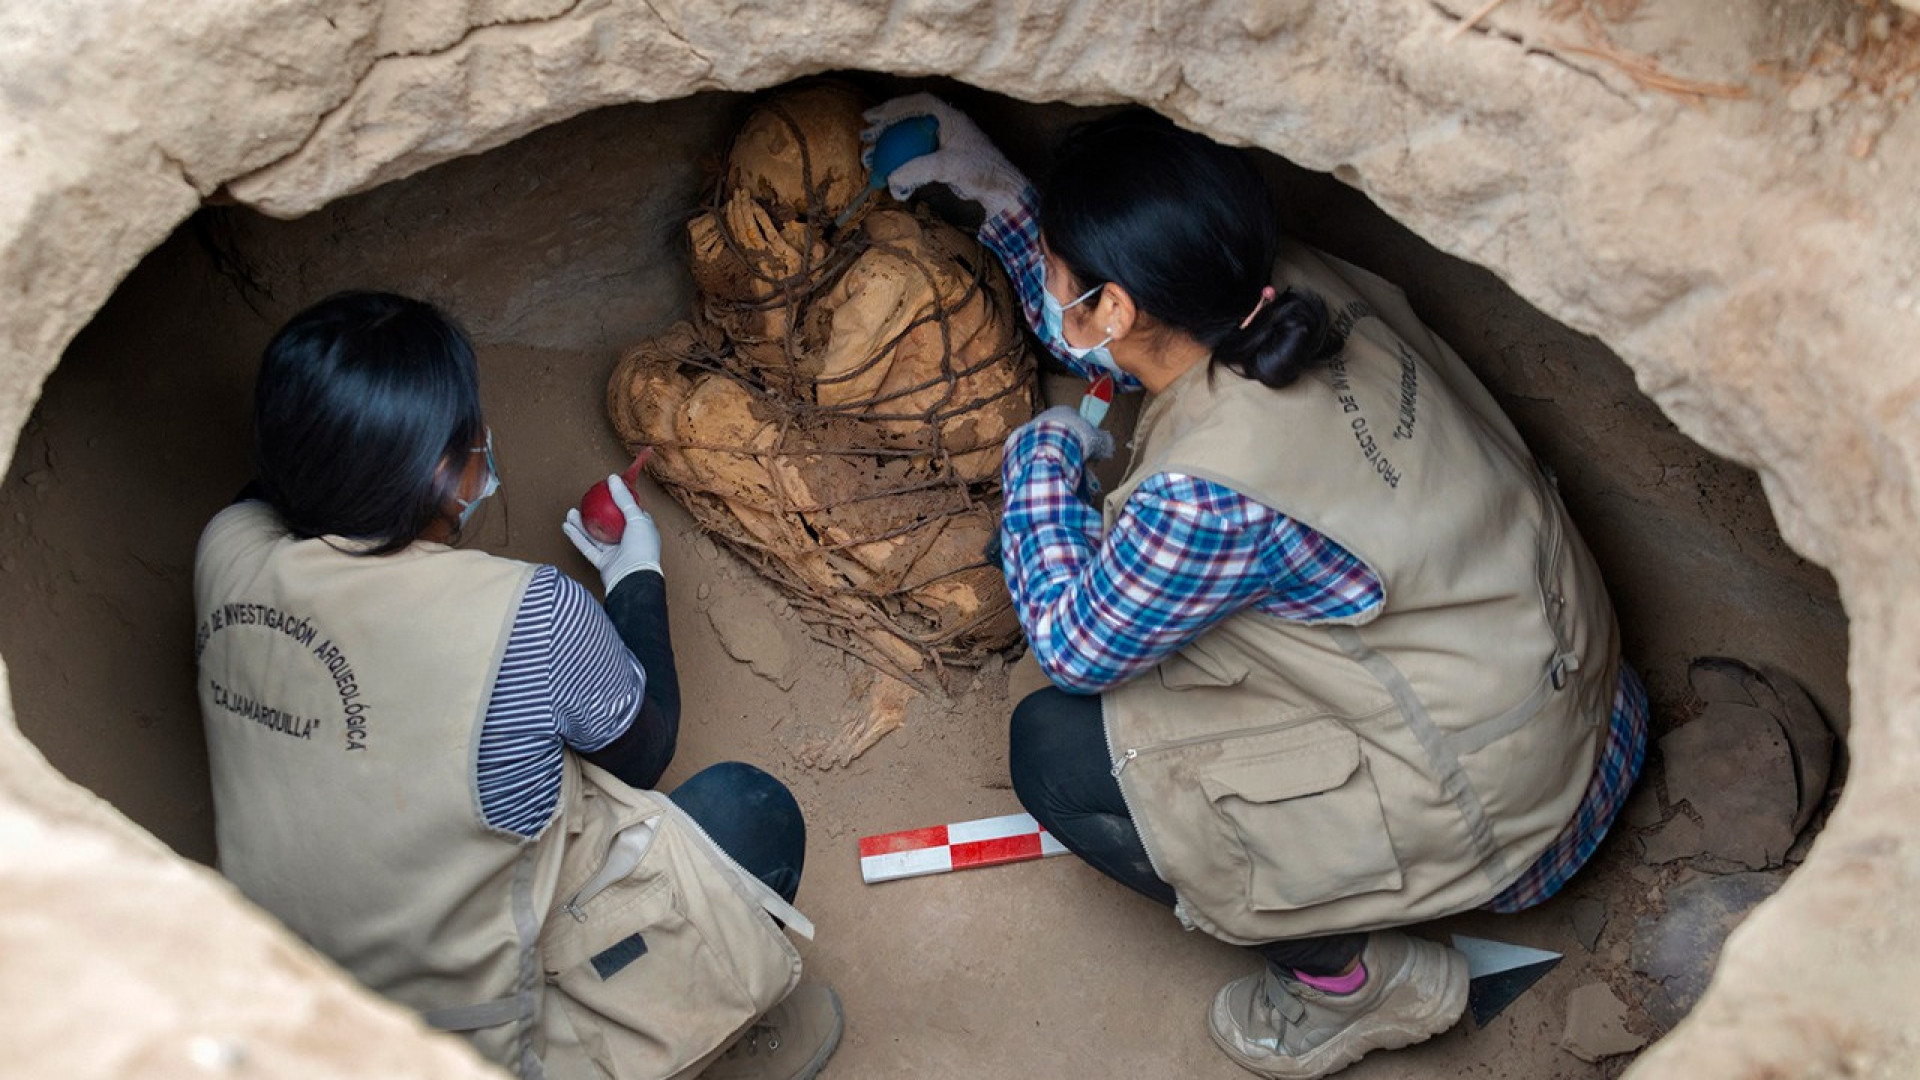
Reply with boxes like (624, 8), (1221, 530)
(608, 85), (1036, 683)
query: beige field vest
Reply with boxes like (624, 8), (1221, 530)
(196, 503), (802, 1079)
(1101, 242), (1619, 946)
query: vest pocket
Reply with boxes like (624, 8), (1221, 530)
(541, 818), (770, 1080)
(1198, 726), (1403, 911)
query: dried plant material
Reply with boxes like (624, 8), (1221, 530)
(821, 669), (918, 767)
(1547, 0), (1642, 23)
(1444, 0), (1514, 42)
(607, 85), (1037, 693)
(1840, 3), (1920, 97)
(1546, 13), (1752, 103)
(1549, 38), (1752, 100)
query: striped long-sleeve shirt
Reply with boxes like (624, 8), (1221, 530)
(979, 185), (1646, 909)
(477, 565), (645, 837)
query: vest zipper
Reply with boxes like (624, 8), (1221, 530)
(658, 798), (817, 942)
(1111, 717), (1308, 771)
(1103, 706), (1314, 930)
(557, 801), (814, 940)
(1533, 475), (1580, 688)
(562, 819), (657, 921)
(1101, 697), (1174, 922)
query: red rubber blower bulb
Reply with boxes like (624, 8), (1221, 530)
(578, 448), (652, 544)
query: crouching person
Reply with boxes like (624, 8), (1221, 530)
(866, 96), (1650, 1079)
(192, 291), (841, 1080)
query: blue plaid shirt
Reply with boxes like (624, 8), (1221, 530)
(980, 186), (1646, 909)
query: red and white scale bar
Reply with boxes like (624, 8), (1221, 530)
(858, 812), (1068, 884)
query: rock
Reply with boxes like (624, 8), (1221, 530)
(1686, 657), (1757, 707)
(704, 592), (797, 689)
(1561, 982), (1645, 1062)
(1753, 663), (1837, 830)
(1639, 814), (1705, 865)
(1571, 896), (1608, 953)
(980, 651), (1007, 680)
(1786, 73), (1852, 114)
(1689, 657), (1837, 830)
(1631, 872), (1784, 1030)
(1658, 702), (1797, 869)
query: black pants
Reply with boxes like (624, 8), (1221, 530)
(591, 570), (806, 904)
(1009, 687), (1365, 976)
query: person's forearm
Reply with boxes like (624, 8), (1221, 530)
(978, 183), (1048, 331)
(604, 569), (679, 725)
(1003, 463), (1309, 694)
(998, 427), (1111, 691)
(584, 569), (680, 791)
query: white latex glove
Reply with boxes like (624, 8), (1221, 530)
(563, 475), (663, 593)
(861, 93), (1029, 220)
(1012, 405), (1116, 465)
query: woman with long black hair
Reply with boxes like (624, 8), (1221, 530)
(192, 291), (840, 1080)
(865, 98), (1648, 1079)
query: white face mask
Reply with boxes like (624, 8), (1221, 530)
(1039, 279), (1121, 374)
(454, 429), (499, 529)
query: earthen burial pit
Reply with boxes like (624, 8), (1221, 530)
(1, 2), (1915, 1078)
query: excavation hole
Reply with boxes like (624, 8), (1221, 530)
(0, 77), (1851, 1071)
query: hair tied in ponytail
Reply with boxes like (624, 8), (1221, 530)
(1217, 286), (1339, 390)
(1238, 286), (1278, 331)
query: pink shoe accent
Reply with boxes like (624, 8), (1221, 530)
(1294, 960), (1368, 995)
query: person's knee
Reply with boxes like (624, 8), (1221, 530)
(1009, 687), (1073, 757)
(698, 762), (805, 839)
(1007, 688), (1049, 796)
(682, 759), (788, 807)
(670, 762), (807, 903)
(737, 762), (801, 822)
(1009, 687), (1079, 813)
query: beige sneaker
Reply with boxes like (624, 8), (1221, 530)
(1208, 931), (1468, 1079)
(701, 983), (844, 1080)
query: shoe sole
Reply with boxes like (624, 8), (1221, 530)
(790, 988), (845, 1080)
(1208, 947), (1470, 1080)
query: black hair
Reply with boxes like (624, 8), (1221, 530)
(250, 291), (485, 555)
(1038, 109), (1341, 389)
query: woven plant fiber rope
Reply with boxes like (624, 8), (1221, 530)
(607, 84), (1038, 690)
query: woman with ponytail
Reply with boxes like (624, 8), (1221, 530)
(865, 99), (1646, 1080)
